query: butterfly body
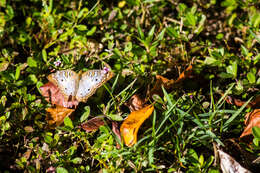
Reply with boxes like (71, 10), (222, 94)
(47, 68), (113, 102)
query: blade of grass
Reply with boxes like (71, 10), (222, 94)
(223, 97), (252, 130)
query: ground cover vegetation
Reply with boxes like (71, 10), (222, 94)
(0, 0), (260, 172)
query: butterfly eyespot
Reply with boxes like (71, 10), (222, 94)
(95, 79), (98, 81)
(88, 89), (90, 91)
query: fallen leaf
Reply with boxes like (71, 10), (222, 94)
(40, 82), (79, 108)
(120, 104), (154, 147)
(240, 109), (260, 138)
(175, 64), (193, 84)
(149, 65), (193, 97)
(23, 149), (32, 160)
(112, 121), (122, 149)
(218, 149), (251, 173)
(149, 75), (174, 97)
(81, 117), (105, 132)
(222, 94), (260, 108)
(46, 106), (75, 127)
(125, 94), (146, 112)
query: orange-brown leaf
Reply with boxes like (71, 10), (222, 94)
(81, 117), (105, 132)
(175, 64), (193, 84)
(149, 65), (193, 97)
(240, 109), (260, 138)
(222, 94), (260, 108)
(112, 121), (122, 149)
(46, 106), (75, 127)
(120, 104), (154, 147)
(40, 82), (79, 108)
(150, 75), (174, 97)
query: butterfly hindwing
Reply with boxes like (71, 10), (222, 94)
(47, 70), (79, 100)
(76, 70), (113, 102)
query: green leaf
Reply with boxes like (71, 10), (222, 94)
(78, 8), (89, 19)
(249, 29), (260, 44)
(137, 20), (144, 39)
(223, 98), (252, 130)
(71, 157), (82, 164)
(86, 26), (96, 36)
(124, 42), (132, 52)
(0, 0), (6, 7)
(64, 117), (74, 129)
(107, 114), (123, 121)
(147, 25), (155, 43)
(252, 126), (260, 139)
(15, 66), (20, 80)
(241, 45), (248, 56)
(247, 72), (256, 84)
(28, 74), (38, 84)
(186, 12), (196, 26)
(27, 57), (37, 68)
(56, 167), (69, 173)
(44, 135), (53, 144)
(76, 24), (87, 31)
(226, 61), (237, 78)
(42, 49), (47, 62)
(199, 154), (204, 167)
(204, 57), (217, 65)
(80, 106), (90, 123)
(157, 28), (166, 41)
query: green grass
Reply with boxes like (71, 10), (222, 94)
(0, 0), (260, 172)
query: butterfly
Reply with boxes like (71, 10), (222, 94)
(47, 67), (113, 102)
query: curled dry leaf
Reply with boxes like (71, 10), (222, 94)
(223, 94), (260, 108)
(174, 64), (193, 84)
(46, 106), (75, 127)
(218, 149), (251, 173)
(40, 82), (79, 108)
(240, 109), (260, 138)
(125, 94), (146, 112)
(149, 75), (174, 97)
(149, 65), (193, 98)
(81, 117), (105, 132)
(112, 121), (122, 149)
(120, 104), (154, 147)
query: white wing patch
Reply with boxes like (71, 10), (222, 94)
(48, 70), (78, 98)
(76, 70), (108, 102)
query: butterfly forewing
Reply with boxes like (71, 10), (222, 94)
(47, 70), (79, 100)
(76, 70), (113, 102)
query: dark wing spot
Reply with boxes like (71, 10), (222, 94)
(87, 88), (90, 91)
(61, 79), (64, 82)
(95, 78), (98, 81)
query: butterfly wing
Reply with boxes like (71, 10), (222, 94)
(76, 69), (113, 102)
(47, 70), (79, 100)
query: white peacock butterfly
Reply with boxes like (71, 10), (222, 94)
(47, 67), (114, 102)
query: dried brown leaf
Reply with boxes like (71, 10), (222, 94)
(222, 95), (260, 108)
(149, 75), (174, 97)
(46, 106), (75, 127)
(125, 94), (146, 112)
(81, 117), (105, 132)
(112, 121), (122, 149)
(149, 65), (193, 97)
(240, 109), (260, 138)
